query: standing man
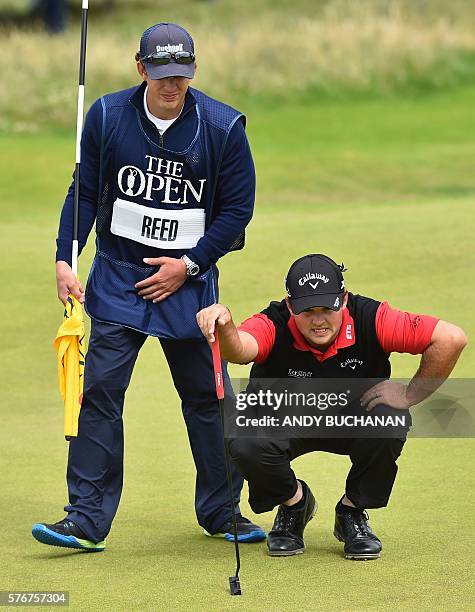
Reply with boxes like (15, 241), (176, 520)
(32, 22), (265, 551)
(197, 254), (467, 559)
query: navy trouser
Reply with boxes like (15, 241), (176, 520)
(65, 319), (242, 542)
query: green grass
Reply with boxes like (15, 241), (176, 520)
(0, 87), (474, 610)
(5, 0), (475, 29)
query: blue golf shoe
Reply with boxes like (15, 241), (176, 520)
(32, 518), (105, 552)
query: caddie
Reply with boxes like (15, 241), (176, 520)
(32, 22), (265, 551)
(197, 254), (467, 559)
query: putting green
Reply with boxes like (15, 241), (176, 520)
(0, 89), (473, 610)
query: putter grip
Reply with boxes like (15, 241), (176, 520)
(211, 332), (225, 400)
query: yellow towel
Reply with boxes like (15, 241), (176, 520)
(53, 294), (86, 438)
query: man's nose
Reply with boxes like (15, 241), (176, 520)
(310, 311), (326, 325)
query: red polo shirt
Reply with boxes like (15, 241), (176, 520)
(238, 302), (439, 364)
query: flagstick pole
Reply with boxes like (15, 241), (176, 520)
(72, 0), (89, 276)
(64, 0), (88, 442)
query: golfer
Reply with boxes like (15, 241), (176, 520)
(197, 254), (467, 558)
(32, 22), (265, 551)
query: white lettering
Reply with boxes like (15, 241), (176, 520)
(144, 156), (183, 177)
(156, 158), (173, 175)
(156, 43), (184, 53)
(287, 369), (313, 378)
(298, 272), (330, 287)
(322, 415), (406, 427)
(236, 393), (247, 410)
(145, 155), (155, 172)
(163, 176), (182, 204)
(182, 179), (205, 204)
(171, 161), (183, 177)
(144, 173), (165, 201)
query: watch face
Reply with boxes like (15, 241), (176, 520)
(183, 256), (200, 276)
(189, 262), (200, 276)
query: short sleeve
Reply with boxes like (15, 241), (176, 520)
(375, 302), (439, 355)
(237, 314), (276, 363)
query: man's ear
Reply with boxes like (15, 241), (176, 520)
(136, 61), (147, 81)
(343, 291), (349, 309)
(285, 297), (294, 315)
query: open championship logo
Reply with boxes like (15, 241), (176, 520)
(117, 156), (206, 205)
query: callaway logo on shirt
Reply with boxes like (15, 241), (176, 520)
(340, 358), (364, 370)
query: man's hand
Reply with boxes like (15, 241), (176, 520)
(360, 380), (411, 411)
(196, 303), (259, 363)
(135, 256), (187, 303)
(56, 261), (85, 305)
(196, 304), (232, 343)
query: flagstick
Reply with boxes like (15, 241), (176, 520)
(72, 0), (89, 276)
(64, 0), (88, 442)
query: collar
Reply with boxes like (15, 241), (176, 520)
(287, 307), (356, 362)
(143, 86), (185, 128)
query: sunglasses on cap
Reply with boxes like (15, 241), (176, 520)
(136, 51), (195, 65)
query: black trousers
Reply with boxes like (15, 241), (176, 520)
(229, 425), (407, 513)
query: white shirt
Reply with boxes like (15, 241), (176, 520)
(143, 86), (183, 134)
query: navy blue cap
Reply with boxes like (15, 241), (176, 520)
(139, 23), (195, 80)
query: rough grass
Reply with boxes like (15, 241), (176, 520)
(2, 0), (475, 132)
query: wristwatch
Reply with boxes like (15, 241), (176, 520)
(181, 255), (200, 277)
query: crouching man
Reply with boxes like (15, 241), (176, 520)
(196, 254), (467, 559)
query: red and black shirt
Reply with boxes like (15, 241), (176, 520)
(238, 293), (438, 379)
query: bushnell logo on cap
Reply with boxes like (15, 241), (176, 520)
(286, 254), (346, 314)
(138, 22), (196, 80)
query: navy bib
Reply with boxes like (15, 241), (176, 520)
(85, 86), (244, 339)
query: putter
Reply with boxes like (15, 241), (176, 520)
(211, 331), (242, 596)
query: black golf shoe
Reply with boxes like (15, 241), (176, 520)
(32, 518), (105, 552)
(334, 500), (382, 560)
(267, 481), (317, 556)
(204, 514), (267, 543)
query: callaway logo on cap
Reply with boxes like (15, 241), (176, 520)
(285, 254), (347, 314)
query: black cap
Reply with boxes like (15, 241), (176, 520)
(139, 23), (195, 80)
(285, 254), (346, 314)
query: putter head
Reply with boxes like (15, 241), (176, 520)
(229, 576), (241, 596)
